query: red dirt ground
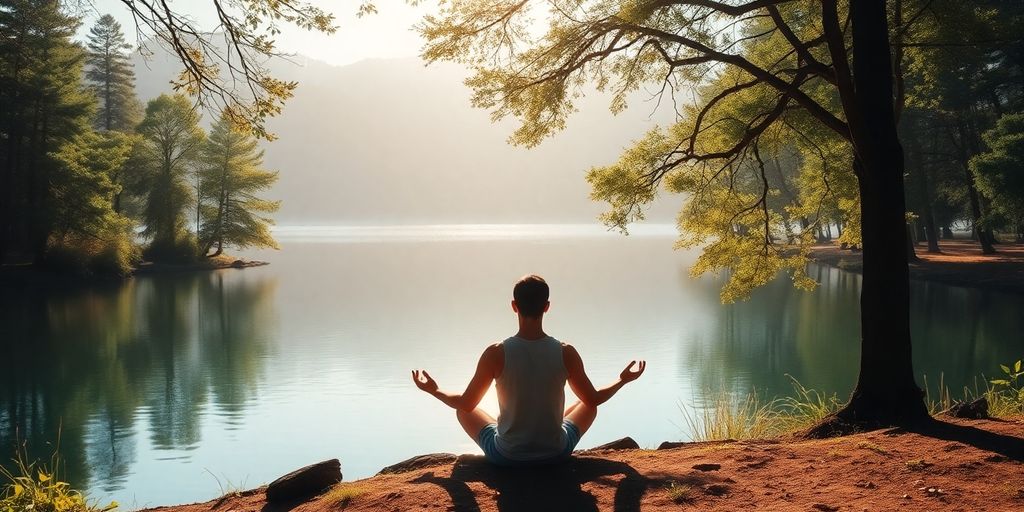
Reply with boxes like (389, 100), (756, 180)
(145, 417), (1023, 512)
(810, 240), (1024, 294)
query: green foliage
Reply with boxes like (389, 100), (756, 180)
(0, 446), (116, 512)
(197, 113), (280, 256)
(923, 362), (1024, 419)
(972, 114), (1024, 233)
(143, 231), (200, 265)
(85, 14), (140, 132)
(989, 359), (1024, 416)
(41, 130), (141, 276)
(134, 94), (206, 260)
(0, 0), (96, 260)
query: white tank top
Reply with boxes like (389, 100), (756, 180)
(494, 335), (567, 460)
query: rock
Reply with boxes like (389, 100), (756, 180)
(692, 463), (721, 471)
(658, 439), (736, 450)
(378, 453), (458, 475)
(584, 437), (640, 451)
(230, 259), (246, 268)
(703, 483), (729, 496)
(944, 397), (988, 419)
(812, 504), (839, 512)
(265, 459), (342, 503)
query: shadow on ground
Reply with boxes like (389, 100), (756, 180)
(905, 417), (1024, 462)
(409, 455), (693, 512)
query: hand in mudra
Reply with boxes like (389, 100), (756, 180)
(620, 360), (646, 383)
(412, 369), (438, 394)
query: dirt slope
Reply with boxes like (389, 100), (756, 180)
(145, 417), (1023, 512)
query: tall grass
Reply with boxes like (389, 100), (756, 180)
(683, 361), (1024, 443)
(680, 377), (842, 442)
(0, 444), (116, 512)
(924, 360), (1024, 418)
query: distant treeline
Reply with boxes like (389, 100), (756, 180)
(0, 5), (279, 276)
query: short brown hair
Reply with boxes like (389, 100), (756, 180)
(513, 274), (549, 318)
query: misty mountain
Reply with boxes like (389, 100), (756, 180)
(132, 46), (682, 225)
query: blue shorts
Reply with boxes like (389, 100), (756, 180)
(476, 420), (581, 467)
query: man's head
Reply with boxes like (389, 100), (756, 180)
(512, 274), (549, 319)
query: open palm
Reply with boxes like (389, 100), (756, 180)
(412, 369), (438, 394)
(620, 360), (646, 383)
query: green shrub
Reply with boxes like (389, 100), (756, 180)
(144, 231), (200, 264)
(0, 448), (116, 512)
(43, 220), (141, 278)
(989, 360), (1024, 417)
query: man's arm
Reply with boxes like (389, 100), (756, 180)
(563, 344), (645, 407)
(412, 343), (501, 412)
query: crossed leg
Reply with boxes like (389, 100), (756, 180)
(456, 408), (496, 442)
(563, 400), (597, 436)
(456, 401), (597, 445)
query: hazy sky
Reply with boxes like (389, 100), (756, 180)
(84, 0), (435, 66)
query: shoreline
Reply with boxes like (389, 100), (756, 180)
(809, 240), (1024, 295)
(141, 416), (1024, 512)
(0, 256), (268, 287)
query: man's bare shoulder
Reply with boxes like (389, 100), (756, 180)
(561, 342), (581, 357)
(482, 342), (503, 358)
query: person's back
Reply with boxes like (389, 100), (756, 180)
(494, 335), (566, 459)
(412, 274), (645, 466)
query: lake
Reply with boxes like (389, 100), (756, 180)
(1, 224), (1020, 507)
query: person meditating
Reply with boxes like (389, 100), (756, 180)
(412, 274), (646, 466)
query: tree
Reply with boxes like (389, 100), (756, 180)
(197, 113), (280, 256)
(85, 14), (140, 132)
(47, 130), (140, 275)
(422, 0), (932, 428)
(972, 113), (1024, 241)
(135, 94), (205, 261)
(0, 0), (95, 263)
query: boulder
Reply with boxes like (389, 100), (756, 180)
(583, 437), (640, 451)
(230, 259), (246, 268)
(945, 397), (989, 419)
(265, 459), (342, 503)
(378, 453), (458, 475)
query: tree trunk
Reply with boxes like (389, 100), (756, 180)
(905, 122), (940, 252)
(812, 0), (927, 434)
(906, 225), (919, 262)
(954, 114), (995, 254)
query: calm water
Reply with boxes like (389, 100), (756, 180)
(1, 224), (1021, 507)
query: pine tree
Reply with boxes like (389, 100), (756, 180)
(85, 14), (139, 132)
(198, 113), (280, 256)
(135, 94), (205, 262)
(0, 0), (95, 262)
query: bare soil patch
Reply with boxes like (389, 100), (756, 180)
(146, 417), (1024, 512)
(810, 240), (1024, 294)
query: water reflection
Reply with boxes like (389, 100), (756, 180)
(0, 232), (1021, 506)
(685, 263), (1022, 402)
(0, 272), (276, 494)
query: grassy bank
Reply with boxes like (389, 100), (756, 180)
(681, 361), (1024, 442)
